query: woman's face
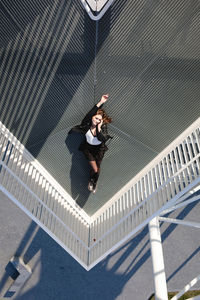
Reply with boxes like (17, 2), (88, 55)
(92, 114), (102, 126)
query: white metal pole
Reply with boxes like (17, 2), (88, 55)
(149, 217), (168, 300)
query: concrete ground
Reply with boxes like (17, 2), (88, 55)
(0, 190), (200, 300)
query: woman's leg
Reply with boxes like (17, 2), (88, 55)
(87, 161), (98, 191)
(88, 160), (101, 193)
(91, 159), (103, 193)
(96, 159), (102, 174)
(88, 152), (104, 192)
(89, 160), (98, 174)
(89, 160), (102, 181)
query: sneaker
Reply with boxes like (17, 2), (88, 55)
(88, 181), (93, 192)
(92, 183), (97, 194)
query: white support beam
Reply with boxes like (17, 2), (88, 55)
(171, 275), (200, 300)
(149, 217), (168, 300)
(160, 195), (200, 216)
(188, 185), (200, 194)
(158, 217), (200, 229)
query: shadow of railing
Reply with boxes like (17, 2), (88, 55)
(0, 196), (199, 300)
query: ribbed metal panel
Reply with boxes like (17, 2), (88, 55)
(0, 0), (200, 215)
(96, 0), (200, 152)
(89, 0), (200, 214)
(0, 0), (55, 30)
(0, 0), (95, 146)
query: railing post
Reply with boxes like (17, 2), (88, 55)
(149, 217), (168, 300)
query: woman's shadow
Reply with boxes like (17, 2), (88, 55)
(65, 132), (91, 208)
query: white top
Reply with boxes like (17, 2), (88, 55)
(86, 129), (102, 145)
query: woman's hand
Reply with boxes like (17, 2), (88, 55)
(100, 94), (109, 104)
(97, 94), (109, 107)
(97, 119), (103, 132)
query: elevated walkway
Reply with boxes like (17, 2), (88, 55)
(0, 0), (200, 217)
(0, 117), (199, 270)
(0, 2), (200, 298)
(27, 125), (156, 215)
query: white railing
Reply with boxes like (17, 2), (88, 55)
(0, 121), (90, 269)
(0, 118), (200, 270)
(171, 274), (200, 300)
(88, 118), (200, 268)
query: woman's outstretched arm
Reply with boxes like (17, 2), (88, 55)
(96, 94), (109, 108)
(80, 94), (109, 125)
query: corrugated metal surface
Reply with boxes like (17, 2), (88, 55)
(0, 0), (200, 215)
(0, 0), (95, 147)
(96, 0), (200, 152)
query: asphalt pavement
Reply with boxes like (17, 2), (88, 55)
(0, 191), (199, 300)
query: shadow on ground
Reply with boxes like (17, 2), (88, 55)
(0, 199), (199, 300)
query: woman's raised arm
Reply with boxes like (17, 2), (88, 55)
(96, 94), (109, 108)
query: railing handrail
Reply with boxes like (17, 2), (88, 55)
(0, 161), (89, 249)
(91, 117), (200, 221)
(87, 174), (200, 269)
(171, 274), (200, 300)
(89, 157), (200, 249)
(0, 121), (90, 224)
(1, 116), (199, 224)
(1, 117), (199, 269)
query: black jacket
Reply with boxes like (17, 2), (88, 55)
(69, 104), (112, 144)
